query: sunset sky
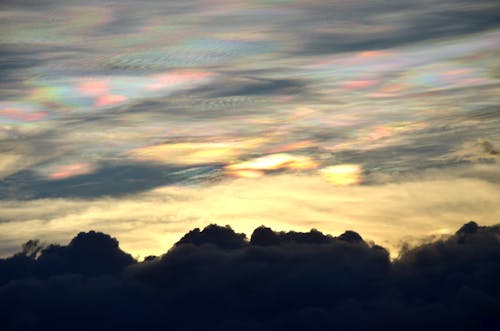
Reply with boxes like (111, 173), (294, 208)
(1, 0), (499, 259)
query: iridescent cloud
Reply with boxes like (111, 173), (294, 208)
(0, 0), (499, 256)
(128, 138), (268, 166)
(24, 69), (215, 113)
(225, 153), (318, 177)
(0, 103), (49, 124)
(47, 163), (96, 180)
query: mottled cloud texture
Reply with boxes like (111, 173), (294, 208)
(1, 1), (500, 258)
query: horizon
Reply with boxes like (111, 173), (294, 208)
(2, 220), (495, 261)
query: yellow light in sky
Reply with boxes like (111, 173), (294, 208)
(320, 164), (362, 185)
(128, 138), (267, 165)
(225, 153), (318, 173)
(228, 169), (265, 178)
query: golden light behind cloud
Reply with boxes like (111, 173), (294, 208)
(225, 153), (319, 177)
(320, 164), (363, 185)
(128, 138), (267, 165)
(228, 169), (265, 178)
(1, 165), (499, 259)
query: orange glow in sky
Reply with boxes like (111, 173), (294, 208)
(267, 140), (316, 153)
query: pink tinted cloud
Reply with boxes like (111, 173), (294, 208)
(95, 94), (127, 107)
(77, 79), (109, 97)
(0, 108), (48, 121)
(48, 163), (95, 180)
(147, 70), (212, 91)
(341, 80), (378, 90)
(367, 127), (392, 141)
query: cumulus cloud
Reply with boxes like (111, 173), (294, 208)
(0, 222), (498, 330)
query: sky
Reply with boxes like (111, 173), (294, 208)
(0, 0), (499, 259)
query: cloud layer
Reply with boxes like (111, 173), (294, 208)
(0, 222), (499, 330)
(1, 165), (500, 259)
(1, 0), (499, 199)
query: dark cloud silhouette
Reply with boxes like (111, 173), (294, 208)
(250, 226), (335, 245)
(176, 224), (247, 249)
(0, 231), (135, 285)
(0, 222), (499, 330)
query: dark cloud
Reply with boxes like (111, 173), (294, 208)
(176, 224), (247, 249)
(116, 94), (262, 122)
(0, 0), (55, 9)
(0, 222), (498, 330)
(0, 46), (51, 97)
(250, 226), (336, 245)
(479, 141), (498, 156)
(0, 231), (135, 286)
(192, 77), (306, 99)
(295, 0), (500, 54)
(0, 162), (218, 199)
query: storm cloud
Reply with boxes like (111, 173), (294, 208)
(0, 222), (499, 331)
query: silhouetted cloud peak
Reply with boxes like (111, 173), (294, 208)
(250, 226), (335, 245)
(338, 230), (364, 244)
(176, 224), (247, 249)
(457, 220), (479, 234)
(0, 222), (499, 331)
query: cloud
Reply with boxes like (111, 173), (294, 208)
(1, 164), (500, 259)
(0, 162), (216, 199)
(0, 153), (22, 180)
(1, 18), (497, 201)
(128, 138), (268, 166)
(0, 231), (134, 285)
(0, 222), (498, 330)
(294, 0), (500, 55)
(452, 139), (500, 162)
(197, 77), (306, 98)
(225, 153), (319, 178)
(176, 224), (247, 249)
